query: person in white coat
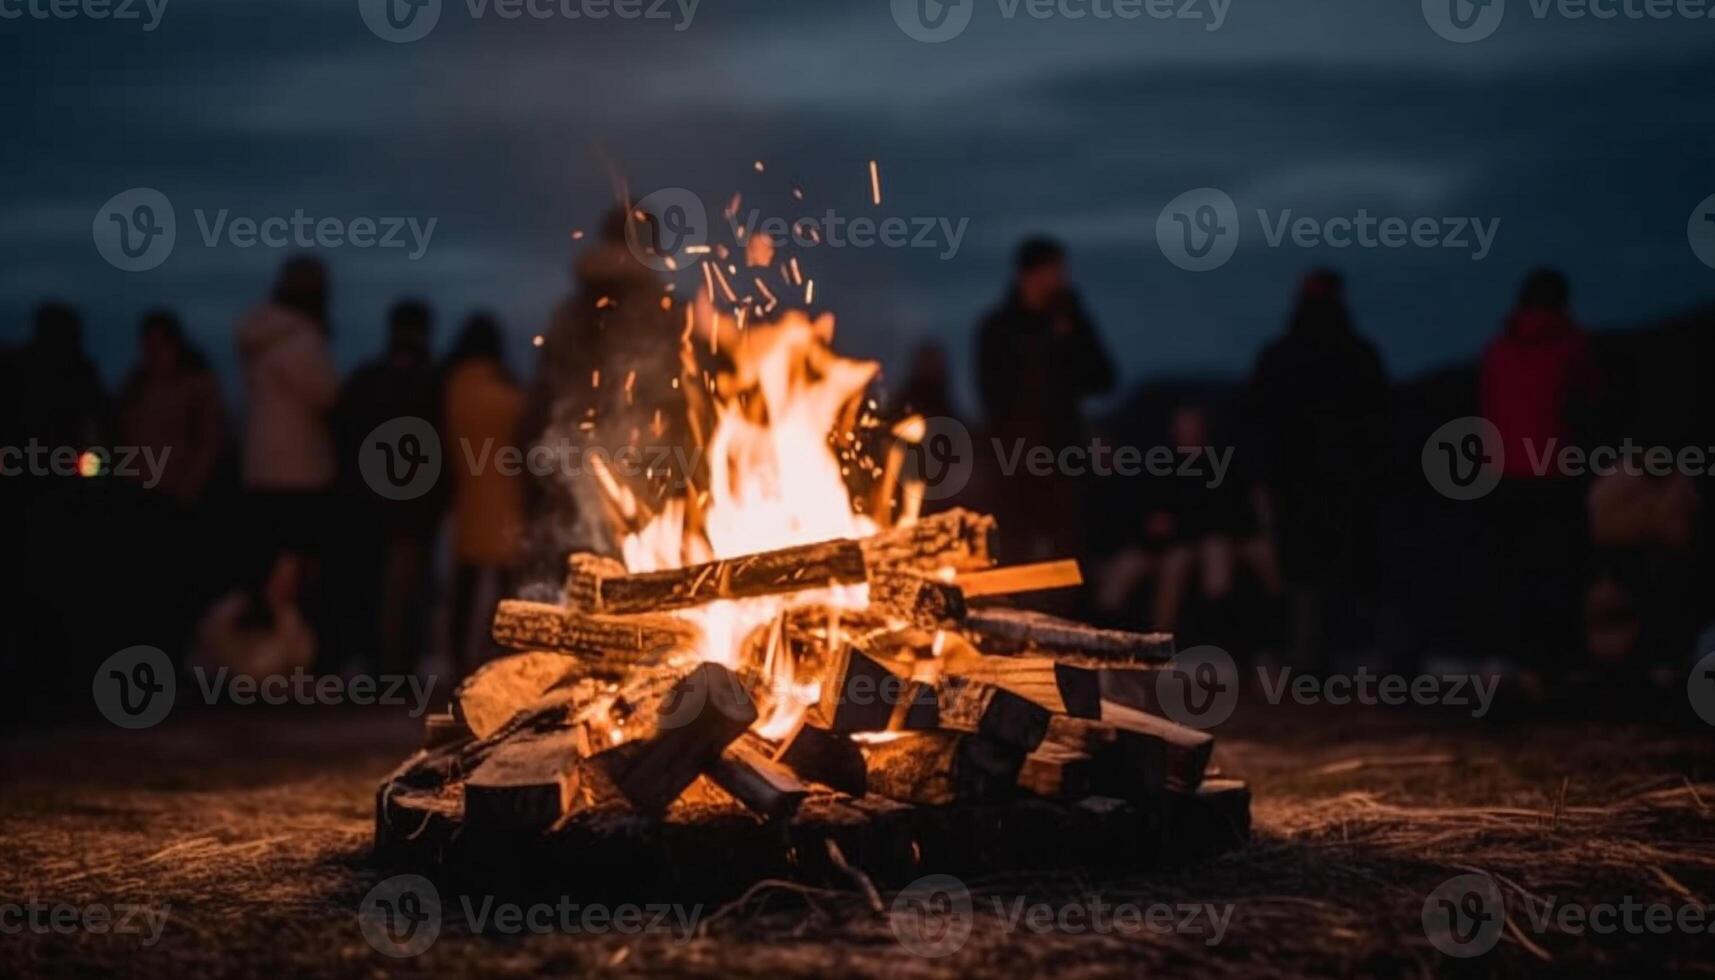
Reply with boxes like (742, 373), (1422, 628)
(234, 256), (339, 665)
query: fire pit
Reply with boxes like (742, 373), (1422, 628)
(375, 308), (1249, 899)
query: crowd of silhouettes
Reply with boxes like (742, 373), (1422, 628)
(2, 226), (1711, 725)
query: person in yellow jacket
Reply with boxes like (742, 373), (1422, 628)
(441, 313), (526, 680)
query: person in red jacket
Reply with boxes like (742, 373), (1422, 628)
(1478, 268), (1602, 676)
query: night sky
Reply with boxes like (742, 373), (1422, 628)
(4, 0), (1712, 413)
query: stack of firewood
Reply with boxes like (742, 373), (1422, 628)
(376, 509), (1250, 893)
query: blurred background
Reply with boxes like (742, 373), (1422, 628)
(3, 0), (1712, 727)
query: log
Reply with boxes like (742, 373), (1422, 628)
(963, 607), (1174, 662)
(609, 663), (759, 811)
(955, 560), (1083, 598)
(463, 728), (585, 832)
(453, 650), (583, 739)
(900, 674), (1050, 751)
(1102, 703), (1212, 790)
(707, 734), (811, 818)
(939, 638), (1101, 718)
(862, 733), (1023, 805)
(491, 599), (701, 662)
(1042, 715), (1166, 800)
(563, 552), (627, 608)
(1017, 744), (1096, 798)
(774, 718), (867, 796)
(1165, 778), (1251, 855)
(422, 711), (472, 749)
(868, 570), (965, 626)
(814, 643), (912, 733)
(860, 508), (997, 573)
(566, 539), (868, 615)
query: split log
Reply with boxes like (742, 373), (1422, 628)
(963, 607), (1174, 662)
(814, 643), (912, 733)
(565, 539), (868, 615)
(608, 662), (759, 811)
(1101, 701), (1213, 789)
(939, 638), (1101, 718)
(860, 508), (997, 573)
(955, 560), (1083, 599)
(774, 718), (867, 796)
(869, 570), (965, 626)
(1017, 744), (1095, 798)
(900, 674), (1050, 751)
(707, 734), (810, 818)
(1165, 778), (1251, 855)
(862, 733), (1023, 805)
(564, 552), (627, 608)
(491, 599), (701, 662)
(1043, 715), (1165, 799)
(453, 651), (583, 739)
(422, 711), (472, 749)
(463, 728), (585, 832)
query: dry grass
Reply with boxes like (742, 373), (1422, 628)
(2, 705), (1712, 978)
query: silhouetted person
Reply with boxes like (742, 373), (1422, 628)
(891, 341), (957, 422)
(1479, 268), (1601, 675)
(6, 302), (108, 454)
(335, 299), (442, 675)
(118, 310), (226, 506)
(442, 313), (526, 680)
(1245, 269), (1390, 667)
(237, 256), (338, 666)
(521, 206), (686, 580)
(118, 310), (229, 651)
(976, 237), (1116, 563)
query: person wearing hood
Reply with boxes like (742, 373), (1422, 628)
(235, 256), (338, 664)
(1244, 269), (1391, 668)
(1479, 268), (1602, 675)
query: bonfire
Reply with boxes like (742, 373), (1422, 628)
(376, 184), (1249, 897)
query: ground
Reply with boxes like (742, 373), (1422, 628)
(3, 702), (1712, 979)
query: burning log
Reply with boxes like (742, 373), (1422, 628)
(862, 733), (1023, 805)
(900, 674), (1050, 752)
(955, 559), (1083, 598)
(774, 718), (867, 796)
(421, 711), (471, 749)
(938, 638), (1102, 718)
(814, 643), (912, 733)
(1017, 744), (1096, 798)
(453, 650), (584, 739)
(963, 607), (1174, 662)
(868, 570), (965, 626)
(859, 508), (997, 573)
(607, 662), (759, 811)
(707, 734), (810, 818)
(564, 539), (868, 615)
(463, 728), (585, 832)
(491, 599), (701, 662)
